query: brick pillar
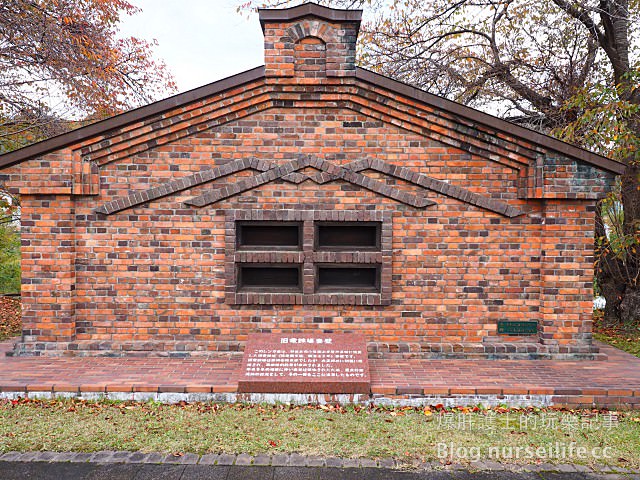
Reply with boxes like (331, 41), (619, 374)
(259, 4), (360, 78)
(538, 200), (596, 353)
(18, 194), (76, 353)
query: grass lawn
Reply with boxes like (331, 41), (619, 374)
(0, 306), (638, 468)
(593, 311), (640, 358)
(1, 399), (639, 468)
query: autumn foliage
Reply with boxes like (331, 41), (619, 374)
(0, 0), (176, 150)
(242, 0), (640, 324)
(0, 296), (20, 341)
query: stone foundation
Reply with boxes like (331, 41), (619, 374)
(9, 339), (605, 360)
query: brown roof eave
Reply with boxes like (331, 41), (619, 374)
(0, 63), (625, 177)
(355, 68), (626, 175)
(0, 66), (266, 170)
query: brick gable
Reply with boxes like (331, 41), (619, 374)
(0, 3), (622, 359)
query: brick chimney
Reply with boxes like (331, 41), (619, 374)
(258, 3), (362, 78)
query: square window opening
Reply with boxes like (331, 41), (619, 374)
(316, 264), (380, 292)
(238, 264), (302, 291)
(237, 221), (302, 250)
(316, 222), (381, 250)
(226, 211), (391, 305)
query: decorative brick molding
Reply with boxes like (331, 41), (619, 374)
(75, 87), (532, 172)
(311, 158), (523, 217)
(18, 77), (616, 195)
(186, 156), (434, 209)
(93, 156), (433, 214)
(522, 155), (618, 200)
(94, 157), (271, 215)
(71, 152), (99, 196)
(294, 37), (326, 78)
(261, 5), (360, 78)
(81, 81), (271, 167)
(224, 209), (392, 305)
(95, 155), (521, 218)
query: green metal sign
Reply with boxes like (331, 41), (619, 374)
(497, 320), (538, 335)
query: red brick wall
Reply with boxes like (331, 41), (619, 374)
(19, 195), (76, 346)
(264, 18), (357, 77)
(0, 15), (616, 359)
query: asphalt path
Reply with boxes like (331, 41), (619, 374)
(0, 462), (639, 480)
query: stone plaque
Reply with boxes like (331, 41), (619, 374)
(237, 333), (370, 394)
(497, 320), (538, 335)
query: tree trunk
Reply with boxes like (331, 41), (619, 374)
(614, 86), (640, 323)
(619, 284), (640, 323)
(598, 137), (640, 325)
(598, 257), (626, 324)
(621, 165), (640, 236)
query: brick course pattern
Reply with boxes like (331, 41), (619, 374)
(0, 5), (622, 358)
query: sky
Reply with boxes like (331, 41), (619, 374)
(118, 0), (266, 94)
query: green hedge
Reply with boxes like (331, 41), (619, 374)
(0, 225), (20, 294)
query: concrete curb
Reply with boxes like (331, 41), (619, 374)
(0, 451), (638, 474)
(0, 390), (570, 408)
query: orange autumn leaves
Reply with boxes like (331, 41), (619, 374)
(0, 296), (20, 340)
(0, 0), (176, 125)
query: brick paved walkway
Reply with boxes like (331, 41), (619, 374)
(0, 340), (638, 408)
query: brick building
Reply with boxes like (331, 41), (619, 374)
(0, 3), (624, 359)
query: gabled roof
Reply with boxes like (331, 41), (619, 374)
(0, 65), (626, 175)
(356, 69), (625, 174)
(0, 66), (265, 170)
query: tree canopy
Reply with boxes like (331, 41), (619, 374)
(242, 0), (640, 323)
(0, 0), (176, 150)
(0, 0), (178, 294)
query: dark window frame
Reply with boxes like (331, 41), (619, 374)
(316, 263), (381, 293)
(225, 210), (392, 306)
(237, 263), (302, 292)
(315, 221), (381, 251)
(236, 221), (302, 251)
